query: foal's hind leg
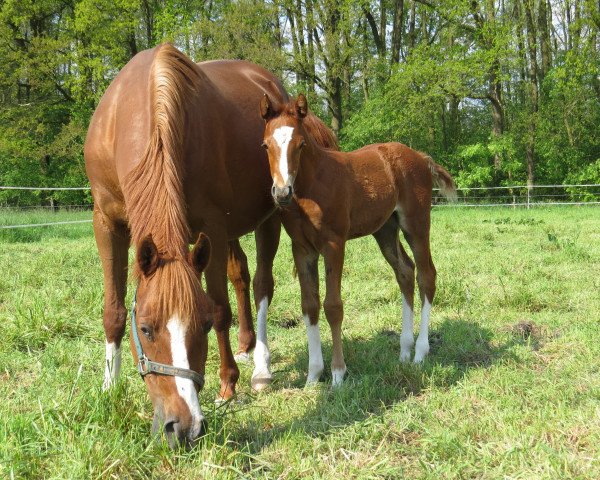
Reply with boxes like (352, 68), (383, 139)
(401, 211), (436, 364)
(373, 215), (416, 362)
(251, 215), (281, 391)
(93, 207), (130, 391)
(227, 239), (255, 362)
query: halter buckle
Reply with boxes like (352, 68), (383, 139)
(137, 355), (150, 377)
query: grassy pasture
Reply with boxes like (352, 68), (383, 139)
(1, 206), (599, 479)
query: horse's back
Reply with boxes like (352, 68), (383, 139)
(85, 48), (287, 237)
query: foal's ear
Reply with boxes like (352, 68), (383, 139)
(260, 94), (275, 120)
(295, 94), (308, 118)
(190, 232), (211, 274)
(137, 235), (159, 277)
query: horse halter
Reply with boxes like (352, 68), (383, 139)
(130, 288), (205, 389)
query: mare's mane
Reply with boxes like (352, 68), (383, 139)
(123, 44), (205, 323)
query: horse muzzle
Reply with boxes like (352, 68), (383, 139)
(272, 183), (293, 206)
(152, 409), (207, 450)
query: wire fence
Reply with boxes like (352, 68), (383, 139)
(432, 183), (600, 208)
(1, 183), (599, 230)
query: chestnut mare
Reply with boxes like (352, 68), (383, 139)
(84, 44), (334, 448)
(256, 94), (457, 387)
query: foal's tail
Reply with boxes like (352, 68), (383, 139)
(426, 156), (458, 202)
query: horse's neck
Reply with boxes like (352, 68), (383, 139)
(295, 143), (335, 195)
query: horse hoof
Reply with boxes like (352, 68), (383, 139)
(399, 351), (412, 363)
(331, 368), (346, 387)
(251, 369), (272, 391)
(214, 395), (235, 406)
(234, 351), (251, 364)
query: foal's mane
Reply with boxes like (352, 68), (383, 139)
(123, 44), (205, 322)
(303, 112), (339, 150)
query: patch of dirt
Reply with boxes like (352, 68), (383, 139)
(278, 316), (300, 329)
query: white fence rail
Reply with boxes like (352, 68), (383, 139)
(1, 184), (599, 229)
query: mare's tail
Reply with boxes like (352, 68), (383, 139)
(426, 156), (458, 202)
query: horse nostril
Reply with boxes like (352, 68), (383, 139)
(286, 186), (293, 197)
(271, 184), (277, 196)
(164, 417), (185, 447)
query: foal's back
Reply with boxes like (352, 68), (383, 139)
(330, 142), (433, 239)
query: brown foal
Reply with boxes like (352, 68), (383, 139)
(256, 94), (457, 386)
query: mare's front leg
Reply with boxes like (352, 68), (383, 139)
(204, 228), (239, 400)
(93, 207), (130, 391)
(322, 240), (347, 386)
(251, 214), (281, 391)
(227, 239), (255, 361)
(292, 242), (324, 385)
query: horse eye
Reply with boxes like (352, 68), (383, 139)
(261, 141), (268, 150)
(140, 324), (153, 340)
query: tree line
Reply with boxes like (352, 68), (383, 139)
(0, 0), (598, 206)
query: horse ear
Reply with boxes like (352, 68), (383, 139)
(190, 232), (211, 274)
(295, 94), (308, 118)
(260, 94), (274, 120)
(137, 235), (159, 277)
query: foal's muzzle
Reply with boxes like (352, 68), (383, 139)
(272, 183), (293, 206)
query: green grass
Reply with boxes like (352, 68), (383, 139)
(1, 206), (599, 479)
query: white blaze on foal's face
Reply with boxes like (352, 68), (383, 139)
(272, 126), (295, 186)
(166, 315), (204, 438)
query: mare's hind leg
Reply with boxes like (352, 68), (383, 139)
(204, 227), (239, 400)
(292, 242), (324, 385)
(373, 214), (416, 362)
(93, 207), (130, 390)
(251, 215), (281, 391)
(400, 210), (436, 364)
(227, 239), (255, 362)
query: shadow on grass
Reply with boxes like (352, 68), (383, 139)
(232, 317), (530, 455)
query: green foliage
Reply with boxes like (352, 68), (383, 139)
(0, 0), (599, 203)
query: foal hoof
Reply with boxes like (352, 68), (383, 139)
(234, 351), (252, 364)
(251, 368), (273, 392)
(331, 368), (346, 387)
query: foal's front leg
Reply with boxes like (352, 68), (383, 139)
(251, 214), (281, 391)
(322, 241), (347, 386)
(292, 242), (324, 385)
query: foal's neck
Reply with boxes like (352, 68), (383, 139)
(295, 140), (334, 193)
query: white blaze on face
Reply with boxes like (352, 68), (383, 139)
(167, 316), (204, 437)
(272, 126), (295, 186)
(103, 341), (121, 391)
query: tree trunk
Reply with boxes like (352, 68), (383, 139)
(391, 0), (405, 63)
(538, 0), (551, 82)
(523, 0), (539, 189)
